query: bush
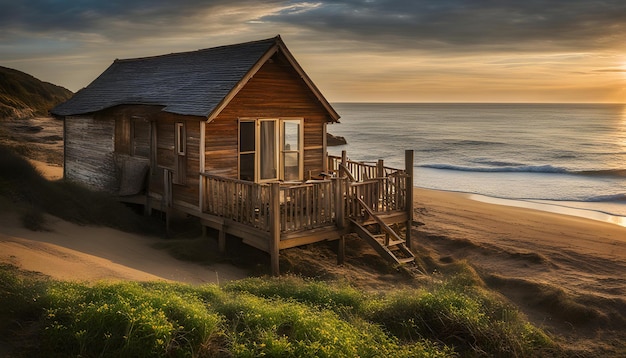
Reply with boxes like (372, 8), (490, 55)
(364, 275), (554, 357)
(0, 264), (48, 330)
(214, 292), (449, 357)
(223, 276), (365, 313)
(42, 281), (222, 357)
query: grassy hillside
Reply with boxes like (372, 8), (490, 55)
(0, 66), (73, 119)
(0, 266), (561, 357)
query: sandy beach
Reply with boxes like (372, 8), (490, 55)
(414, 188), (626, 349)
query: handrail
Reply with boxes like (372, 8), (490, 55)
(355, 197), (403, 244)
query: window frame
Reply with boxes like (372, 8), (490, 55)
(280, 118), (303, 182)
(238, 119), (256, 182)
(237, 117), (304, 183)
(175, 122), (186, 156)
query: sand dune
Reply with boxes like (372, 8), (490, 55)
(414, 188), (626, 348)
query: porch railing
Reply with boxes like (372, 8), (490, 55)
(200, 174), (336, 234)
(200, 151), (411, 236)
(346, 172), (409, 218)
(280, 180), (336, 232)
(328, 155), (404, 181)
(201, 174), (272, 231)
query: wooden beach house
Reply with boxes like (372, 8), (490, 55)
(51, 36), (415, 274)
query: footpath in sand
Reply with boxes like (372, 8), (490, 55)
(0, 212), (247, 285)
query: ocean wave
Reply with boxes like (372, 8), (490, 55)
(582, 194), (626, 202)
(578, 169), (626, 177)
(419, 164), (626, 177)
(420, 163), (569, 174)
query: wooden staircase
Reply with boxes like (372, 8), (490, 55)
(350, 197), (415, 265)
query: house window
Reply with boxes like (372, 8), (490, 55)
(282, 120), (301, 181)
(239, 120), (255, 181)
(175, 122), (185, 155)
(238, 118), (303, 182)
(174, 122), (186, 184)
(259, 119), (277, 181)
(131, 117), (150, 158)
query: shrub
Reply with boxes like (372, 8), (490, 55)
(215, 292), (449, 357)
(0, 264), (48, 330)
(223, 276), (365, 312)
(364, 275), (555, 357)
(41, 281), (222, 357)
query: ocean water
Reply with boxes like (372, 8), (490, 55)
(327, 103), (626, 221)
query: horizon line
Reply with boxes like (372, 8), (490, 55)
(331, 101), (625, 105)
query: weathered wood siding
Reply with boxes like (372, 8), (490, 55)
(112, 105), (162, 157)
(205, 51), (332, 179)
(64, 115), (117, 192)
(149, 114), (202, 208)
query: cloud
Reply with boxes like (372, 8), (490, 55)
(0, 0), (626, 51)
(0, 0), (284, 40)
(2, 0), (624, 55)
(1, 0), (623, 101)
(262, 0), (626, 53)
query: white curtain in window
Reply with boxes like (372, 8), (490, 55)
(260, 121), (276, 180)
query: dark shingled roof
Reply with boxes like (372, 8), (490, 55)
(52, 37), (281, 117)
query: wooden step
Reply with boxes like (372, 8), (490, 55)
(369, 231), (405, 247)
(387, 239), (405, 247)
(350, 198), (416, 266)
(351, 219), (414, 266)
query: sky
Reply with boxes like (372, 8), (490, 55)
(1, 0), (625, 103)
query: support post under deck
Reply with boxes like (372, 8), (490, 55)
(270, 182), (281, 276)
(405, 150), (414, 250)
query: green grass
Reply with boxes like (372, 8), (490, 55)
(0, 264), (562, 357)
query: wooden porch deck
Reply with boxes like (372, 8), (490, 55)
(195, 150), (415, 275)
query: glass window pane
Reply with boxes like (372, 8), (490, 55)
(283, 152), (299, 181)
(240, 153), (255, 181)
(260, 121), (277, 180)
(239, 121), (255, 152)
(283, 121), (299, 151)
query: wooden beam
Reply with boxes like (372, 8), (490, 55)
(269, 182), (281, 276)
(334, 177), (345, 230)
(199, 121), (206, 212)
(337, 235), (345, 265)
(405, 149), (414, 250)
(218, 222), (226, 254)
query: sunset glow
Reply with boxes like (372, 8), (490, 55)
(0, 1), (624, 103)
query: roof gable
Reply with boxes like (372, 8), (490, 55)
(51, 36), (339, 122)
